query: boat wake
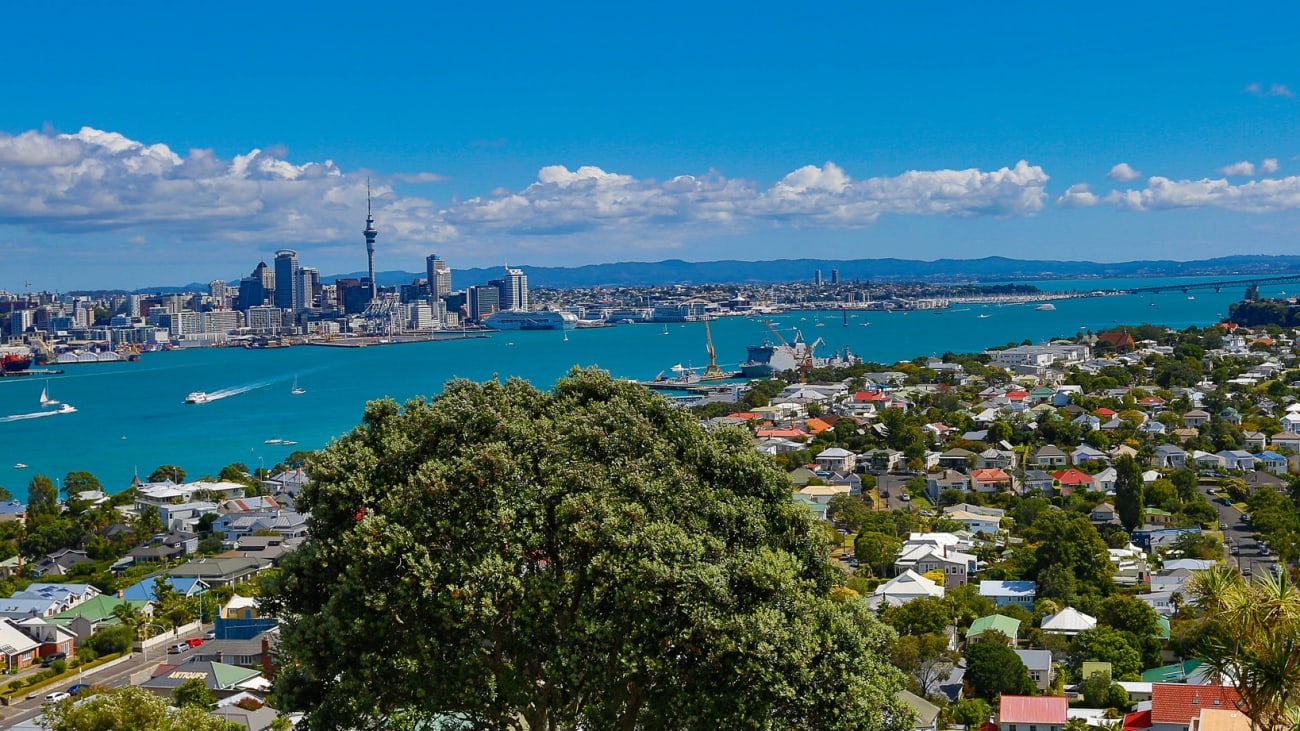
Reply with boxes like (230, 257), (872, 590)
(0, 405), (77, 423)
(201, 383), (269, 402)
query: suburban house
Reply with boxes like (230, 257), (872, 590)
(1146, 683), (1243, 731)
(969, 468), (1014, 494)
(894, 542), (977, 588)
(998, 695), (1067, 731)
(814, 447), (857, 473)
(1029, 445), (1068, 468)
(1071, 445), (1108, 465)
(1021, 469), (1056, 493)
(1040, 607), (1096, 636)
(869, 570), (945, 609)
(1014, 648), (1054, 692)
(166, 556), (270, 587)
(1216, 450), (1255, 471)
(1052, 468), (1094, 494)
(1271, 431), (1300, 452)
(942, 507), (1001, 535)
(937, 448), (977, 472)
(979, 580), (1036, 608)
(926, 469), (970, 501)
(1254, 450), (1287, 475)
(967, 614), (1020, 644)
(1152, 444), (1188, 470)
(896, 690), (940, 731)
(0, 619), (41, 670)
(1182, 409), (1210, 428)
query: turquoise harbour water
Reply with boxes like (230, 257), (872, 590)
(0, 276), (1284, 498)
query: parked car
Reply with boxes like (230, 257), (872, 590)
(186, 638), (204, 647)
(204, 629), (217, 640)
(44, 691), (71, 704)
(167, 642), (189, 654)
(900, 493), (912, 502)
(40, 652), (66, 667)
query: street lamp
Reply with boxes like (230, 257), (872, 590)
(139, 622), (167, 662)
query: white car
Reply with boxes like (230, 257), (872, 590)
(44, 691), (71, 704)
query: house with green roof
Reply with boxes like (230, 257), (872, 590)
(966, 614), (1020, 644)
(49, 595), (150, 642)
(140, 660), (264, 700)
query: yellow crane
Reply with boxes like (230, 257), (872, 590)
(702, 318), (723, 377)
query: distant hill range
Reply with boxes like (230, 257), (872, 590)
(125, 254), (1300, 295)
(325, 254), (1300, 289)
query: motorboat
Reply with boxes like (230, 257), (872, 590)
(184, 392), (209, 404)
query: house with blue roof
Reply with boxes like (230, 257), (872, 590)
(1255, 450), (1287, 475)
(121, 576), (210, 602)
(979, 580), (1036, 608)
(0, 500), (27, 523)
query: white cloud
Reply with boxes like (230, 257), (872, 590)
(1219, 161), (1256, 176)
(392, 172), (449, 184)
(1107, 162), (1142, 182)
(1261, 158), (1280, 174)
(1057, 183), (1099, 208)
(0, 126), (1050, 261)
(444, 160), (1049, 235)
(1106, 175), (1300, 212)
(1245, 82), (1294, 97)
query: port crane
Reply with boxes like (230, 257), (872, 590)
(702, 318), (724, 377)
(763, 321), (823, 383)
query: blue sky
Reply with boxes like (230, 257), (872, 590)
(1, 2), (1298, 289)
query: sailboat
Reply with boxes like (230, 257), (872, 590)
(662, 324), (669, 336)
(563, 330), (569, 342)
(291, 376), (306, 396)
(39, 382), (60, 408)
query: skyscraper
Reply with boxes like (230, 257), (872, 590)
(426, 254), (451, 299)
(274, 249), (301, 311)
(830, 269), (840, 285)
(364, 183), (378, 304)
(502, 267), (528, 311)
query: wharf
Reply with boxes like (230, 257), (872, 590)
(306, 332), (490, 348)
(0, 368), (64, 377)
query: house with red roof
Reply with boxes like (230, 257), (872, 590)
(998, 695), (1067, 731)
(1095, 407), (1117, 418)
(970, 468), (1014, 494)
(1052, 468), (1094, 495)
(1147, 683), (1242, 731)
(755, 427), (809, 439)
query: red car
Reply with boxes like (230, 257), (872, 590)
(186, 638), (204, 647)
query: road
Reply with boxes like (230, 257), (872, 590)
(874, 473), (915, 512)
(0, 628), (208, 728)
(1207, 486), (1281, 577)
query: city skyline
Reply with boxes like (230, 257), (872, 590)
(2, 3), (1300, 290)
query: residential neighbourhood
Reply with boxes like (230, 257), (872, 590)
(0, 465), (307, 729)
(695, 321), (1300, 725)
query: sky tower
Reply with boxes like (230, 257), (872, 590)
(363, 180), (378, 303)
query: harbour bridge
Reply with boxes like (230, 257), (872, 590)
(1116, 272), (1300, 295)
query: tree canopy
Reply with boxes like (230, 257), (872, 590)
(39, 685), (240, 730)
(264, 369), (912, 731)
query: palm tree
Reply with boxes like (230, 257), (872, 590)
(1190, 566), (1300, 730)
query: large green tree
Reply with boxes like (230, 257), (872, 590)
(962, 632), (1034, 700)
(40, 685), (239, 730)
(264, 370), (912, 731)
(1114, 455), (1144, 532)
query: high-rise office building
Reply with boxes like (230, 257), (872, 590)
(299, 267), (320, 310)
(274, 249), (301, 311)
(814, 270), (823, 286)
(426, 254), (451, 299)
(830, 269), (839, 285)
(468, 285), (500, 322)
(502, 267), (528, 311)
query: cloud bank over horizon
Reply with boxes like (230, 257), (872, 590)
(3, 126), (1299, 280)
(0, 127), (1050, 258)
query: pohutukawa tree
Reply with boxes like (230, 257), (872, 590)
(264, 368), (912, 731)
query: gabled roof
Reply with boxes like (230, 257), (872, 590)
(999, 695), (1067, 724)
(1150, 683), (1241, 724)
(1041, 607), (1097, 633)
(1053, 468), (1094, 485)
(967, 614), (1020, 639)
